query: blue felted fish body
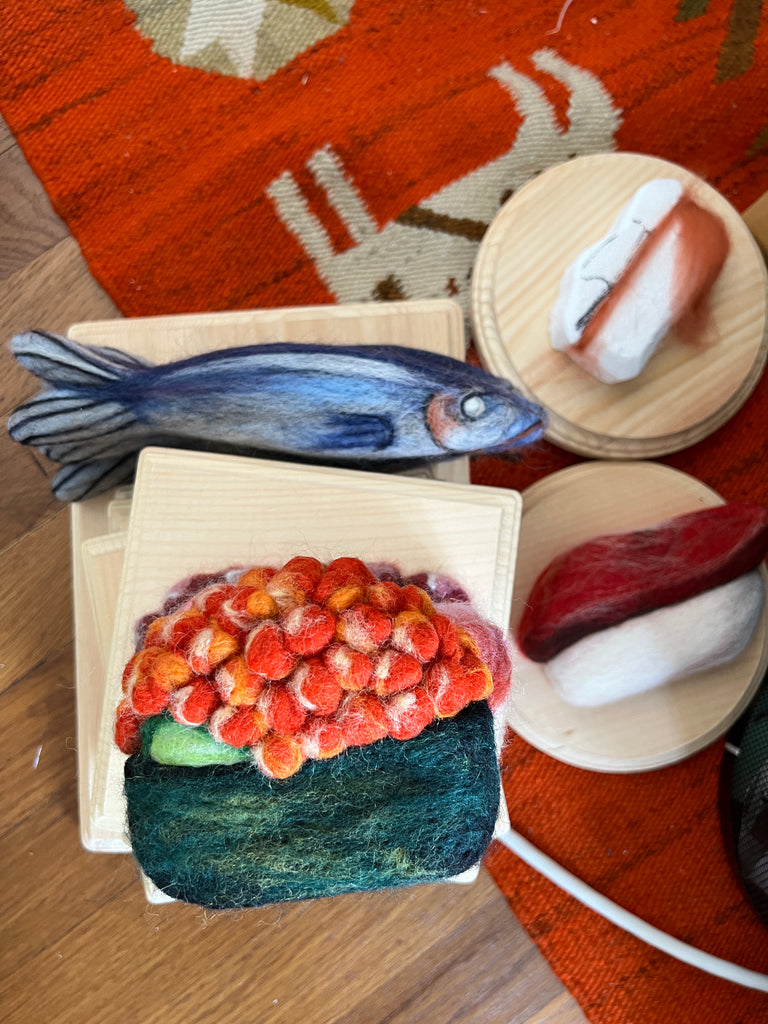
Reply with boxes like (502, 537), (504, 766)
(8, 331), (545, 500)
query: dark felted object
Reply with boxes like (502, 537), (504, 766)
(125, 701), (499, 909)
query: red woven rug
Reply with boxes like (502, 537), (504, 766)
(2, 2), (768, 1020)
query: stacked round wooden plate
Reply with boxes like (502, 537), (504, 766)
(471, 152), (768, 459)
(507, 461), (768, 772)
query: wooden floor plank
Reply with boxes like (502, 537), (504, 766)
(0, 511), (72, 693)
(0, 142), (69, 282)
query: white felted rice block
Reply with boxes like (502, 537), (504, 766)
(544, 570), (765, 707)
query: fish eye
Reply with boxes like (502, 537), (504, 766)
(461, 393), (486, 420)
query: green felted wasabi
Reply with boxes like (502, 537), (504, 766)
(145, 715), (251, 767)
(124, 701), (500, 909)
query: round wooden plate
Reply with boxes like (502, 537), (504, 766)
(472, 153), (768, 459)
(507, 461), (768, 772)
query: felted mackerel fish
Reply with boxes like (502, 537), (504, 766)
(7, 331), (546, 501)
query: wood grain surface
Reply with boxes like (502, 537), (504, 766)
(508, 462), (768, 772)
(0, 118), (588, 1024)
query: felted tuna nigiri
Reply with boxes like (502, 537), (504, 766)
(116, 557), (512, 908)
(7, 331), (546, 501)
(517, 503), (768, 707)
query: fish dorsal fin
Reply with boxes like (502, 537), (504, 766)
(10, 331), (152, 387)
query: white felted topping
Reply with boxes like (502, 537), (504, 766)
(544, 570), (764, 707)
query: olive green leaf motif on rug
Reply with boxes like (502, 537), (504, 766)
(126, 0), (354, 79)
(676, 0), (763, 81)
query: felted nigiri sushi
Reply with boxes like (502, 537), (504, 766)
(550, 178), (729, 383)
(517, 503), (768, 707)
(115, 556), (512, 908)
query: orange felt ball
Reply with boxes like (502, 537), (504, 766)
(337, 692), (389, 746)
(390, 610), (440, 663)
(169, 677), (220, 727)
(115, 699), (143, 755)
(282, 603), (336, 656)
(237, 566), (276, 588)
(259, 683), (308, 735)
(430, 613), (462, 659)
(398, 584), (435, 615)
(382, 686), (435, 741)
(424, 659), (478, 718)
(289, 657), (343, 715)
(192, 582), (239, 618)
(365, 580), (406, 615)
(337, 603), (392, 655)
(130, 676), (171, 716)
(184, 625), (239, 675)
(371, 648), (424, 696)
(323, 582), (366, 612)
(144, 607), (208, 650)
(297, 718), (346, 760)
(245, 621), (298, 680)
(322, 643), (373, 691)
(255, 733), (306, 779)
(461, 652), (494, 701)
(209, 705), (267, 747)
(266, 556), (323, 610)
(215, 654), (265, 706)
(244, 586), (279, 620)
(313, 556), (375, 603)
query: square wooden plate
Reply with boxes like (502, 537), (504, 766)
(85, 448), (521, 873)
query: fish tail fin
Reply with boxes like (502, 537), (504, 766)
(51, 454), (138, 502)
(8, 387), (140, 461)
(8, 331), (150, 467)
(10, 330), (151, 387)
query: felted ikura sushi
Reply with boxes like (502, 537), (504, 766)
(517, 503), (768, 707)
(115, 556), (512, 909)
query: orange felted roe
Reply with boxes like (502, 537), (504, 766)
(115, 557), (503, 780)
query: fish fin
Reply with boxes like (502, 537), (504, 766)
(51, 454), (138, 502)
(10, 330), (151, 386)
(7, 387), (141, 463)
(313, 413), (395, 452)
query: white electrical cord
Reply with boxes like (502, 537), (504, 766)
(498, 826), (768, 993)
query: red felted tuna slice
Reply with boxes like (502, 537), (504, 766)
(518, 503), (768, 662)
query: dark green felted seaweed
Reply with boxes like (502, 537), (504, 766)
(124, 701), (499, 909)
